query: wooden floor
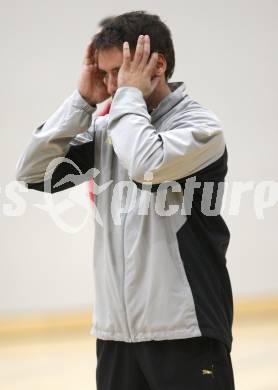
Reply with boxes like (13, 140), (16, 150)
(1, 317), (278, 390)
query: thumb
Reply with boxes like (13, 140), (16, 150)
(150, 76), (161, 92)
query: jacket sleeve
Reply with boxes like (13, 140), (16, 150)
(15, 90), (97, 193)
(107, 86), (226, 185)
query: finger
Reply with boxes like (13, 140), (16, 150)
(122, 41), (131, 68)
(145, 51), (159, 75)
(138, 35), (151, 70)
(94, 49), (99, 66)
(83, 43), (94, 66)
(132, 35), (144, 67)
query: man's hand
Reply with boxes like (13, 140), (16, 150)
(78, 43), (110, 106)
(117, 35), (161, 97)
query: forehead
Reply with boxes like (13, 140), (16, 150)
(97, 47), (123, 71)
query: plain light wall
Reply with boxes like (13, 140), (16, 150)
(1, 0), (277, 316)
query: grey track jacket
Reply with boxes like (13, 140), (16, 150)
(16, 82), (233, 351)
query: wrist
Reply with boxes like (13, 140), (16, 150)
(78, 90), (97, 107)
(117, 84), (143, 95)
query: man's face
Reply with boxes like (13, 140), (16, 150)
(97, 47), (124, 97)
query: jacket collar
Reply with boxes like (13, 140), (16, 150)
(150, 82), (186, 122)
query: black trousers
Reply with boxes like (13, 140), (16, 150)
(96, 336), (235, 390)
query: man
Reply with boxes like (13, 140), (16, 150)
(16, 11), (235, 390)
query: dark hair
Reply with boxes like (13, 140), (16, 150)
(94, 11), (175, 80)
(98, 16), (115, 29)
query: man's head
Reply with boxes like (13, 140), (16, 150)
(92, 11), (175, 96)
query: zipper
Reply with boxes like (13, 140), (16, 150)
(121, 198), (133, 341)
